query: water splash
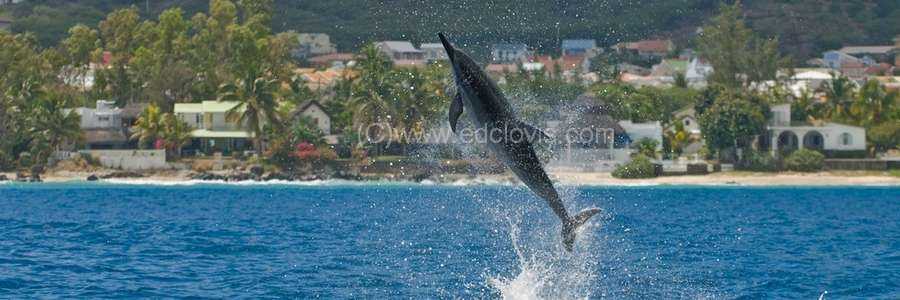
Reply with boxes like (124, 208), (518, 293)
(488, 216), (601, 300)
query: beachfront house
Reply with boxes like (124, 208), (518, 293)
(561, 39), (598, 56)
(375, 41), (425, 67)
(546, 95), (663, 171)
(174, 101), (255, 155)
(615, 39), (674, 60)
(292, 101), (332, 135)
(685, 57), (713, 88)
(420, 43), (448, 62)
(761, 104), (866, 156)
(294, 33), (337, 59)
(491, 43), (530, 63)
(67, 100), (129, 149)
(823, 50), (868, 78)
(0, 16), (11, 31)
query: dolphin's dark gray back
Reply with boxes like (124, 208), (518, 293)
(438, 33), (601, 252)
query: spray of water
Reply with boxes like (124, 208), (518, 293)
(487, 212), (602, 300)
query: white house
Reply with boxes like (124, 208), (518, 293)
(420, 43), (448, 62)
(293, 101), (332, 135)
(765, 104), (866, 154)
(491, 43), (530, 63)
(67, 100), (128, 149)
(561, 39), (598, 56)
(375, 41), (425, 66)
(70, 100), (122, 129)
(685, 57), (713, 88)
(174, 101), (254, 154)
(294, 33), (337, 59)
(619, 120), (664, 151)
(672, 107), (701, 136)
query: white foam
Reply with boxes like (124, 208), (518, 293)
(488, 219), (599, 300)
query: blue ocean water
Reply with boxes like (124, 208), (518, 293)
(0, 182), (898, 299)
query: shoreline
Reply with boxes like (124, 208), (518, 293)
(3, 170), (900, 186)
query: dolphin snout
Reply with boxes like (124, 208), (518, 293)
(438, 32), (455, 61)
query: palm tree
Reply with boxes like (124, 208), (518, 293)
(218, 76), (282, 152)
(822, 74), (855, 120)
(347, 44), (397, 132)
(28, 98), (82, 163)
(159, 113), (192, 159)
(851, 80), (897, 128)
(130, 103), (163, 149)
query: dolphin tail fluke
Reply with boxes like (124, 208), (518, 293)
(562, 208), (602, 252)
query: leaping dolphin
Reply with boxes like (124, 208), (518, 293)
(438, 33), (601, 252)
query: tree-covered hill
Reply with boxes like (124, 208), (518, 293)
(4, 0), (899, 61)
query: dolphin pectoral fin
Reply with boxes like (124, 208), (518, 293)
(513, 120), (550, 141)
(562, 208), (602, 252)
(449, 92), (464, 133)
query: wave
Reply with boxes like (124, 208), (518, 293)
(488, 218), (600, 300)
(97, 177), (519, 187)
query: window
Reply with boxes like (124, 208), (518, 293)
(684, 119), (691, 126)
(840, 133), (852, 146)
(195, 114), (200, 124)
(98, 116), (109, 121)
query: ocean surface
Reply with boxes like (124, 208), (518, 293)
(0, 181), (898, 299)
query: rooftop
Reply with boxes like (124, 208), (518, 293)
(174, 101), (241, 113)
(493, 43), (528, 52)
(562, 39), (597, 50)
(377, 41), (422, 53)
(839, 46), (896, 55)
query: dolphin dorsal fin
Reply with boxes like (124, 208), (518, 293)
(449, 92), (464, 133)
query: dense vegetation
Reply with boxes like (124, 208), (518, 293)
(4, 0), (900, 60)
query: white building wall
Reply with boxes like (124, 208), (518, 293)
(79, 150), (168, 170)
(300, 105), (331, 135)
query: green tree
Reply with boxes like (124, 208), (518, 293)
(868, 121), (900, 153)
(28, 97), (82, 164)
(60, 24), (99, 95)
(822, 74), (856, 120)
(218, 77), (282, 152)
(159, 112), (192, 159)
(130, 103), (163, 149)
(347, 43), (397, 129)
(696, 1), (788, 89)
(698, 92), (769, 161)
(96, 7), (145, 104)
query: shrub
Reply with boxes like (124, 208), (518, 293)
(869, 122), (900, 153)
(634, 138), (659, 159)
(738, 150), (778, 172)
(612, 155), (658, 179)
(784, 149), (825, 172)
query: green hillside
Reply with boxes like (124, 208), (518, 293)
(4, 0), (899, 60)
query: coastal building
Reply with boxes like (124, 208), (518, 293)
(420, 43), (448, 62)
(291, 101), (332, 136)
(823, 50), (868, 77)
(561, 39), (598, 56)
(671, 107), (701, 137)
(762, 104), (866, 155)
(294, 33), (337, 59)
(375, 41), (425, 67)
(838, 45), (895, 63)
(614, 39), (674, 59)
(547, 95), (663, 171)
(491, 43), (530, 63)
(306, 53), (355, 69)
(685, 57), (713, 88)
(174, 101), (255, 154)
(67, 100), (129, 149)
(650, 59), (688, 77)
(0, 16), (11, 31)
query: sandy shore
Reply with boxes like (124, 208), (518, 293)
(4, 169), (899, 186)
